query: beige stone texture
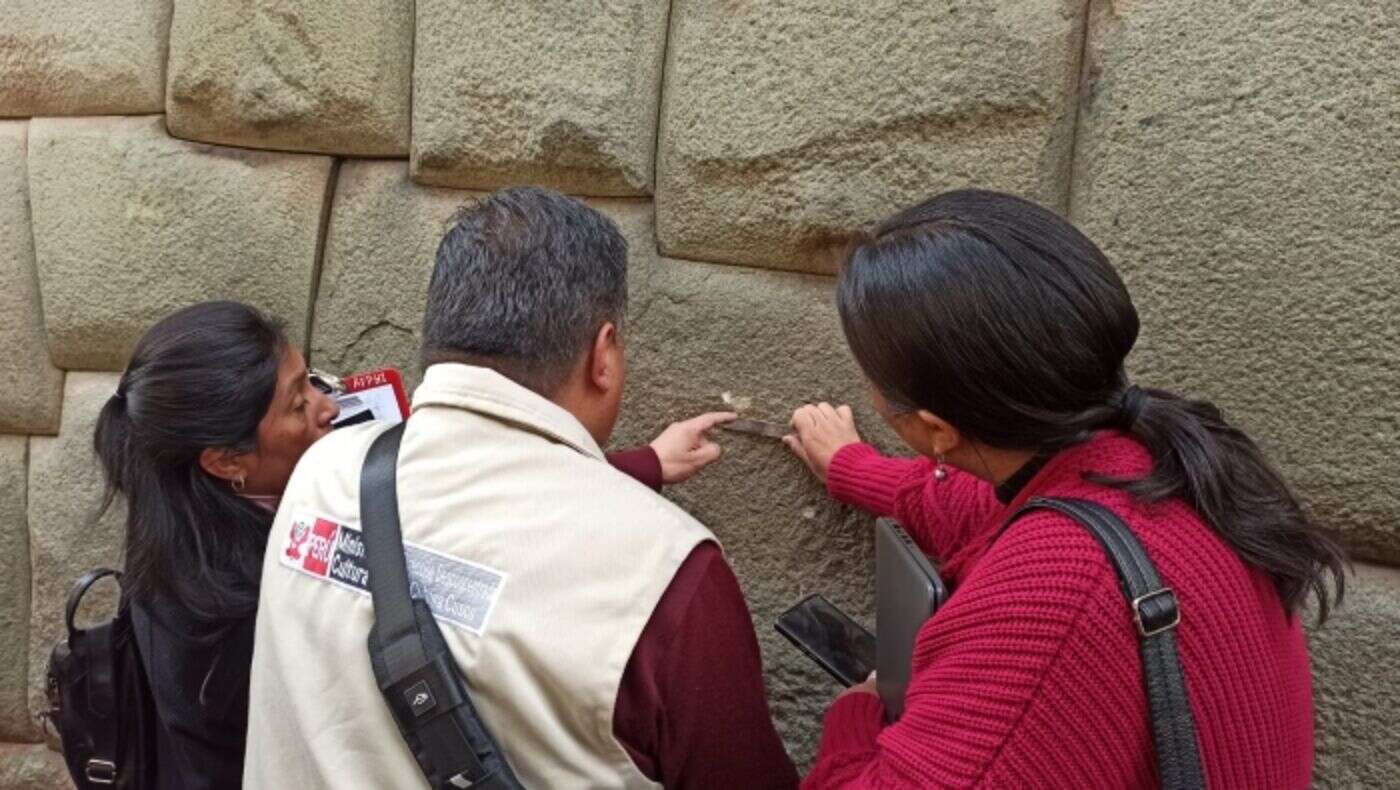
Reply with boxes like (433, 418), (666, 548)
(311, 161), (473, 388)
(165, 0), (412, 156)
(0, 0), (170, 118)
(0, 743), (71, 789)
(26, 374), (126, 729)
(26, 115), (333, 371)
(0, 122), (63, 434)
(0, 438), (36, 742)
(1308, 563), (1400, 788)
(411, 0), (669, 196)
(656, 0), (1084, 274)
(1070, 0), (1400, 563)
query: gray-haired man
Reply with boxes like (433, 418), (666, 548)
(244, 187), (797, 788)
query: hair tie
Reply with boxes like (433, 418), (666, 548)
(1117, 384), (1147, 428)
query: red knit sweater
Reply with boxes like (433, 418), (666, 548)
(804, 431), (1314, 789)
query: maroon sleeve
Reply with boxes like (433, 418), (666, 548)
(613, 543), (798, 789)
(606, 446), (664, 492)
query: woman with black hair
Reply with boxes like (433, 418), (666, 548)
(93, 301), (340, 790)
(785, 190), (1345, 789)
(95, 300), (732, 789)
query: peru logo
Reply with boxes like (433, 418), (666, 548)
(301, 518), (340, 577)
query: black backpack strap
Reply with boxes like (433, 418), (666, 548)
(1004, 497), (1205, 790)
(360, 423), (522, 790)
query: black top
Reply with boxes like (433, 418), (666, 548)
(994, 451), (1053, 505)
(129, 596), (255, 790)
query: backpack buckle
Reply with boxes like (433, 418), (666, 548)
(85, 758), (117, 785)
(1132, 587), (1180, 637)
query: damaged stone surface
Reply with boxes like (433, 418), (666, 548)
(165, 0), (412, 156)
(26, 374), (125, 732)
(0, 0), (170, 118)
(1308, 563), (1400, 788)
(311, 161), (477, 388)
(612, 204), (902, 767)
(0, 743), (70, 790)
(0, 438), (35, 742)
(0, 122), (63, 434)
(411, 0), (669, 195)
(1071, 0), (1400, 564)
(656, 0), (1084, 273)
(27, 116), (332, 370)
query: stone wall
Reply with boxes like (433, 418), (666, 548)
(1, 1), (1396, 786)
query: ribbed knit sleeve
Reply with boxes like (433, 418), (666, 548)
(804, 513), (1149, 789)
(825, 443), (1002, 565)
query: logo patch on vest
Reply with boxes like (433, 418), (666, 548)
(280, 510), (506, 635)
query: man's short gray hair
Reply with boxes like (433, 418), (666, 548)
(422, 187), (628, 396)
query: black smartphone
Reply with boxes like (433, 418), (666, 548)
(775, 594), (876, 687)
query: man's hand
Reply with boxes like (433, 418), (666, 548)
(784, 403), (862, 484)
(650, 412), (738, 485)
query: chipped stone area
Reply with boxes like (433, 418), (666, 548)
(0, 0), (171, 118)
(656, 0), (1084, 273)
(1071, 0), (1400, 564)
(311, 161), (479, 390)
(26, 115), (332, 370)
(411, 0), (669, 195)
(165, 0), (412, 156)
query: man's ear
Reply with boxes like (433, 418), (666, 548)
(914, 409), (962, 457)
(587, 322), (622, 393)
(199, 447), (251, 486)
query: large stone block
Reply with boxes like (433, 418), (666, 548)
(1309, 563), (1400, 788)
(0, 743), (71, 790)
(656, 0), (1084, 274)
(1070, 0), (1400, 563)
(27, 116), (333, 371)
(0, 0), (170, 118)
(612, 208), (903, 767)
(0, 122), (62, 434)
(0, 437), (36, 741)
(311, 161), (473, 389)
(165, 0), (412, 156)
(26, 374), (127, 724)
(411, 0), (669, 195)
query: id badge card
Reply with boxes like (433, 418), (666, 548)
(331, 368), (410, 429)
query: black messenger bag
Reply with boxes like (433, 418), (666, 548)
(1003, 497), (1206, 790)
(360, 422), (524, 789)
(44, 569), (159, 788)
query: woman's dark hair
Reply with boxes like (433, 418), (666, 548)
(838, 189), (1346, 622)
(94, 301), (287, 622)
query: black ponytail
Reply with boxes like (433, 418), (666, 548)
(92, 301), (286, 623)
(838, 189), (1346, 622)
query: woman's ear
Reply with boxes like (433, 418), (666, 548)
(914, 410), (962, 457)
(199, 447), (251, 486)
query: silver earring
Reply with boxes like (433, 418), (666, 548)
(934, 455), (949, 482)
(232, 476), (246, 493)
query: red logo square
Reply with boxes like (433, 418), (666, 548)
(301, 518), (339, 577)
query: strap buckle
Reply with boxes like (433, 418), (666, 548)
(1132, 587), (1180, 637)
(85, 758), (117, 785)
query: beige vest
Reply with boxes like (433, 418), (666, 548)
(243, 364), (714, 789)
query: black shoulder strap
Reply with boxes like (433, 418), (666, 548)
(360, 423), (427, 674)
(1005, 497), (1205, 790)
(360, 422), (523, 790)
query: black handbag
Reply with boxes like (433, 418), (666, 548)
(1003, 497), (1206, 790)
(44, 569), (159, 788)
(360, 422), (524, 789)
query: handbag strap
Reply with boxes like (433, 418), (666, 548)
(1004, 497), (1205, 790)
